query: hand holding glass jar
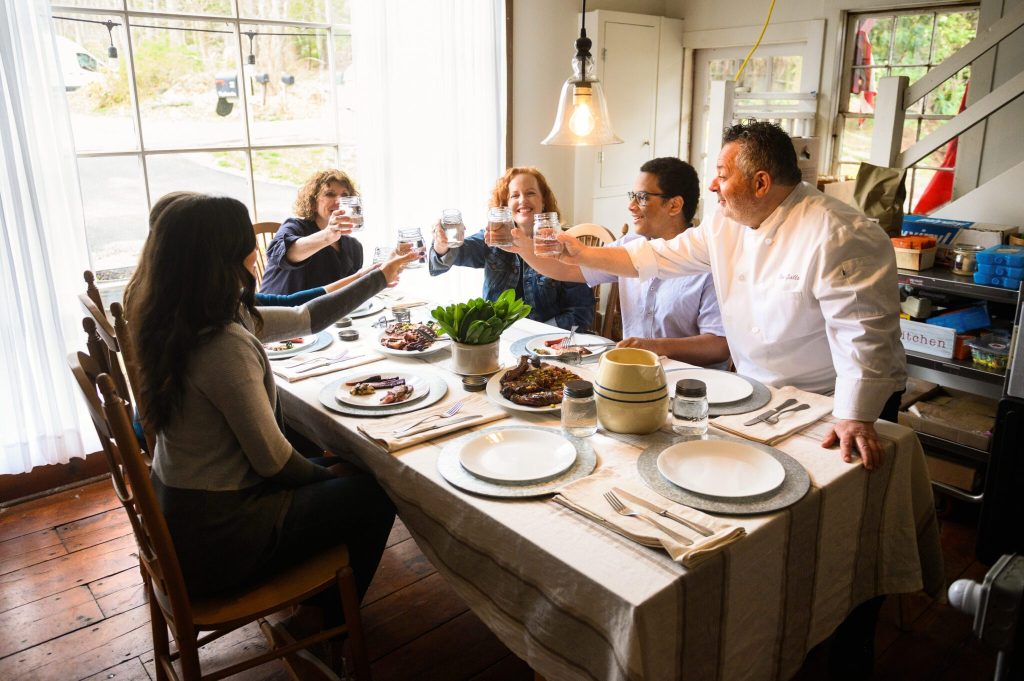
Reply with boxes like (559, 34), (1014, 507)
(532, 212), (562, 257)
(397, 228), (427, 268)
(485, 207), (514, 247)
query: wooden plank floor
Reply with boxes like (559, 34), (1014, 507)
(0, 480), (998, 680)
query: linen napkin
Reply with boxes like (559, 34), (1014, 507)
(713, 385), (833, 445)
(357, 393), (509, 453)
(553, 468), (745, 567)
(271, 350), (385, 382)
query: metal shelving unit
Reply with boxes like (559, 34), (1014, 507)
(898, 268), (1020, 305)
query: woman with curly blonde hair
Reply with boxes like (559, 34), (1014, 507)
(260, 169), (374, 295)
(428, 166), (594, 330)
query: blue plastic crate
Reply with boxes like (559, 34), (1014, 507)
(925, 303), (991, 332)
(973, 271), (1022, 290)
(977, 263), (1024, 279)
(976, 244), (1024, 268)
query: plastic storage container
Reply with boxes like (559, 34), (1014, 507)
(976, 244), (1024, 268)
(965, 334), (1011, 371)
(972, 271), (1023, 290)
(891, 235), (938, 271)
(977, 263), (1024, 279)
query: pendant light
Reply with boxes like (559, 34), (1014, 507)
(541, 0), (622, 146)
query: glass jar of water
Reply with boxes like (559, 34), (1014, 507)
(533, 212), (562, 257)
(485, 207), (514, 247)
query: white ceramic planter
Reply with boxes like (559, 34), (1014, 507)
(450, 340), (500, 375)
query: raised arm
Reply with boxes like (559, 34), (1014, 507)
(555, 229), (639, 277)
(506, 227), (586, 283)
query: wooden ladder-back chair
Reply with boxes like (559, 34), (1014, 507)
(89, 373), (371, 681)
(565, 223), (622, 341)
(253, 222), (281, 289)
(109, 302), (156, 455)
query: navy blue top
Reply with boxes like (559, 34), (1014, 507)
(428, 228), (594, 331)
(254, 287), (326, 306)
(259, 217), (363, 295)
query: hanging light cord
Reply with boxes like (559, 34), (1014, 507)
(734, 0), (776, 81)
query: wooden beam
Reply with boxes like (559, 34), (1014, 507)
(870, 76), (908, 167)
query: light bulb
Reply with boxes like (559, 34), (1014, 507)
(569, 101), (595, 136)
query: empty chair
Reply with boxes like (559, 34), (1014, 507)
(565, 223), (622, 340)
(252, 221), (281, 289)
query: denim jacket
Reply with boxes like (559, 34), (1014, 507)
(428, 229), (594, 331)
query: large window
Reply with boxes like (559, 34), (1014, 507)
(51, 0), (355, 280)
(834, 6), (978, 210)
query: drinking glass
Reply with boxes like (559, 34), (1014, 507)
(397, 228), (426, 268)
(533, 212), (562, 257)
(485, 206), (514, 247)
(339, 196), (363, 232)
(441, 208), (465, 248)
(371, 245), (390, 265)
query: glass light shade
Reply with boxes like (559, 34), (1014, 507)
(542, 55), (622, 146)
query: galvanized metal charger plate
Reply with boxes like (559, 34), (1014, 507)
(509, 335), (603, 365)
(318, 370), (448, 417)
(662, 371), (772, 416)
(636, 432), (810, 515)
(437, 426), (597, 498)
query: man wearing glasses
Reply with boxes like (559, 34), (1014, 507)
(510, 157), (730, 369)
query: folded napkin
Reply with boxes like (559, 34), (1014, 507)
(713, 385), (833, 444)
(272, 351), (385, 382)
(357, 393), (509, 452)
(553, 468), (745, 567)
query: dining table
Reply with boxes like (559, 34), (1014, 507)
(273, 306), (944, 681)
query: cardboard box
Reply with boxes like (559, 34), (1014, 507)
(898, 386), (997, 451)
(900, 319), (956, 358)
(790, 137), (819, 185)
(902, 215), (1020, 266)
(924, 453), (982, 492)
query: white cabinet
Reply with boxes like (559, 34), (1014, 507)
(572, 11), (684, 231)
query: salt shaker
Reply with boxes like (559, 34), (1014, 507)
(672, 379), (708, 436)
(561, 380), (598, 437)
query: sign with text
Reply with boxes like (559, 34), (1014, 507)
(900, 319), (956, 359)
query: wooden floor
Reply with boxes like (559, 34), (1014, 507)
(0, 480), (998, 681)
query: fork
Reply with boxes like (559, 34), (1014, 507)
(285, 349), (348, 369)
(556, 324), (579, 350)
(603, 492), (693, 545)
(762, 403), (811, 424)
(393, 400), (465, 435)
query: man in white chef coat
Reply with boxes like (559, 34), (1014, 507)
(554, 121), (906, 471)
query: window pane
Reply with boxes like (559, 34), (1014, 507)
(858, 16), (892, 66)
(128, 0), (233, 17)
(916, 119), (954, 168)
(330, 0), (351, 24)
(908, 168), (939, 212)
(900, 117), (920, 154)
(251, 146), (339, 223)
(238, 0), (326, 23)
(924, 67), (970, 116)
(146, 151), (253, 214)
(334, 30), (356, 146)
(769, 56), (802, 92)
(130, 18), (245, 149)
(933, 11), (978, 62)
(51, 0), (122, 9)
(243, 25), (333, 145)
(52, 14), (137, 152)
(893, 14), (933, 65)
(840, 115), (874, 164)
(849, 67), (881, 115)
(891, 66), (926, 114)
(79, 156), (149, 277)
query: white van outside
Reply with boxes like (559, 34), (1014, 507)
(56, 36), (103, 91)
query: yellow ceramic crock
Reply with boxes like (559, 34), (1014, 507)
(594, 348), (669, 434)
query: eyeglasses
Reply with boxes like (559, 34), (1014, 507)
(627, 191), (668, 206)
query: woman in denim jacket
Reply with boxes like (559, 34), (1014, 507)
(428, 167), (594, 331)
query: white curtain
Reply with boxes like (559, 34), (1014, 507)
(352, 0), (505, 302)
(0, 0), (94, 474)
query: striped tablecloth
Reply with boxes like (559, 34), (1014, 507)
(276, 318), (943, 681)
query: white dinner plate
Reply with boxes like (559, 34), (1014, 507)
(458, 428), (577, 484)
(525, 332), (614, 359)
(656, 439), (786, 498)
(375, 329), (450, 357)
(334, 372), (429, 407)
(485, 366), (580, 413)
(349, 296), (386, 319)
(263, 334), (318, 358)
(669, 369), (753, 404)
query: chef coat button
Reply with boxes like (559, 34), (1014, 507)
(765, 238), (773, 245)
(738, 274), (746, 281)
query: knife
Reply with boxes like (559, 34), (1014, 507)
(295, 354), (366, 373)
(398, 414), (479, 437)
(743, 398), (798, 427)
(613, 487), (714, 537)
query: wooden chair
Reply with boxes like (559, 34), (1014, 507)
(84, 372), (370, 681)
(565, 224), (621, 340)
(79, 271), (134, 415)
(253, 221), (281, 289)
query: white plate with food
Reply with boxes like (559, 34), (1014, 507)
(485, 356), (583, 413)
(458, 428), (577, 484)
(376, 322), (449, 356)
(334, 372), (429, 408)
(349, 296), (386, 319)
(525, 332), (615, 359)
(263, 332), (330, 360)
(669, 368), (754, 404)
(656, 438), (786, 498)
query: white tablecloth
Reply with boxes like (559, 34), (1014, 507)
(276, 317), (943, 681)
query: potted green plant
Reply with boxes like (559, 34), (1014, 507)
(431, 289), (531, 374)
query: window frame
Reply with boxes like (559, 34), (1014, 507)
(51, 1), (353, 281)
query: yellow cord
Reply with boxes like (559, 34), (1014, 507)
(734, 0), (777, 82)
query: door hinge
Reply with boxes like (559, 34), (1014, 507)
(598, 151), (604, 163)
(601, 47), (607, 61)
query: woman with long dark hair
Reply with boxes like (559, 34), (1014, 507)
(124, 193), (410, 645)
